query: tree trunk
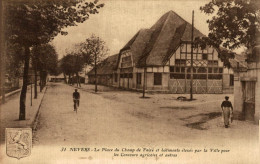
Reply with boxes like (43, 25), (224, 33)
(41, 71), (46, 88)
(34, 61), (37, 99)
(76, 73), (79, 87)
(94, 53), (97, 92)
(19, 46), (30, 120)
(0, 2), (6, 104)
(68, 74), (71, 85)
(142, 67), (146, 98)
(1, 43), (6, 104)
(63, 73), (67, 84)
(72, 73), (74, 85)
(43, 72), (47, 87)
(76, 72), (81, 87)
(40, 71), (42, 92)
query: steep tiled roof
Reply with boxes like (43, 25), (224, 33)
(87, 54), (118, 75)
(118, 29), (153, 66)
(118, 10), (205, 67)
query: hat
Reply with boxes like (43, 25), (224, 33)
(225, 96), (229, 98)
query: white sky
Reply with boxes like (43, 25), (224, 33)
(51, 0), (225, 59)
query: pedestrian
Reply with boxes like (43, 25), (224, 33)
(73, 89), (80, 111)
(221, 96), (233, 128)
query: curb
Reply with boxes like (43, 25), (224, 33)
(32, 86), (48, 131)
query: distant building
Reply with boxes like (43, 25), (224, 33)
(49, 73), (65, 82)
(88, 54), (118, 86)
(88, 11), (234, 93)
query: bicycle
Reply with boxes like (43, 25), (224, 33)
(73, 99), (79, 113)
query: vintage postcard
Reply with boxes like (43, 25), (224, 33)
(0, 0), (259, 163)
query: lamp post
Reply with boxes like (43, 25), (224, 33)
(31, 76), (32, 106)
(94, 51), (97, 93)
(190, 10), (194, 100)
(142, 57), (147, 98)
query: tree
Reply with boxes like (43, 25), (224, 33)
(197, 0), (260, 66)
(61, 54), (75, 84)
(0, 42), (24, 103)
(60, 54), (85, 86)
(4, 0), (104, 120)
(78, 35), (109, 92)
(32, 44), (58, 94)
(5, 43), (24, 82)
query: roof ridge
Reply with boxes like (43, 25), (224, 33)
(143, 11), (188, 66)
(138, 12), (171, 65)
(168, 10), (188, 24)
(148, 10), (172, 53)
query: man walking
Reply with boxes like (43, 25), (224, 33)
(221, 96), (233, 128)
(73, 89), (80, 111)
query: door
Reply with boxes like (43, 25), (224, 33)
(242, 81), (256, 121)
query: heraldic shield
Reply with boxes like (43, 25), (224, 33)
(6, 128), (32, 159)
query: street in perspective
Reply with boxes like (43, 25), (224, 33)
(0, 0), (259, 164)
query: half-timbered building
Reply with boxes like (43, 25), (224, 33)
(88, 10), (234, 93)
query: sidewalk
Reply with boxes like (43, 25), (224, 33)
(0, 85), (47, 145)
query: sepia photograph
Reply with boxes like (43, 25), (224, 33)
(0, 0), (259, 163)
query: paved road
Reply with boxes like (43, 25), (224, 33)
(34, 83), (193, 148)
(25, 83), (258, 163)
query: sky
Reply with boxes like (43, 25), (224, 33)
(51, 0), (217, 59)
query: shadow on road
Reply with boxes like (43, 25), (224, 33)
(181, 112), (222, 130)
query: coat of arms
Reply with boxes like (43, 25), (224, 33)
(6, 128), (32, 159)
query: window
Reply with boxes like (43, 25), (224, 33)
(121, 56), (132, 68)
(175, 59), (186, 66)
(230, 74), (234, 86)
(187, 74), (206, 79)
(121, 62), (131, 68)
(194, 74), (207, 79)
(170, 66), (174, 72)
(128, 73), (133, 78)
(171, 66), (185, 73)
(122, 56), (131, 62)
(187, 67), (196, 73)
(208, 60), (218, 66)
(208, 74), (222, 79)
(202, 53), (208, 60)
(170, 73), (185, 79)
(181, 67), (185, 73)
(154, 73), (162, 85)
(137, 73), (142, 84)
(114, 73), (118, 82)
(176, 67), (180, 72)
(197, 67), (207, 73)
(208, 68), (212, 73)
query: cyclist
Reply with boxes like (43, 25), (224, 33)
(73, 89), (80, 111)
